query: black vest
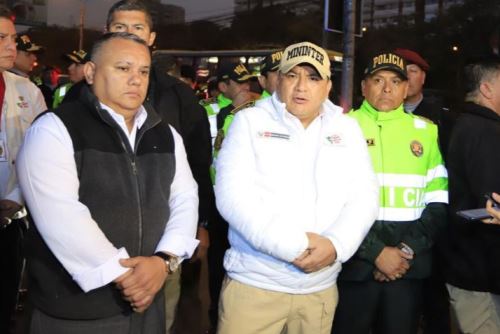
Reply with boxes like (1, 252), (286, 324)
(27, 87), (176, 319)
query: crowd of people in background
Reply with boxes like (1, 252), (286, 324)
(0, 1), (499, 334)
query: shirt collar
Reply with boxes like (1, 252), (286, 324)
(99, 103), (148, 130)
(271, 93), (326, 125)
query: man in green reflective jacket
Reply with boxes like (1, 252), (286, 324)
(332, 52), (448, 334)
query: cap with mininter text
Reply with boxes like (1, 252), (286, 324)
(279, 41), (331, 80)
(364, 52), (408, 79)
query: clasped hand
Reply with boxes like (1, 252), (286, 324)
(374, 246), (413, 281)
(114, 256), (168, 313)
(293, 232), (337, 273)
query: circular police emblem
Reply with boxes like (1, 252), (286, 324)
(410, 140), (423, 157)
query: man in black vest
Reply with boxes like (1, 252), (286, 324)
(17, 32), (199, 334)
(105, 2), (213, 332)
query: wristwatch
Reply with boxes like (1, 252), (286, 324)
(397, 242), (414, 257)
(1, 206), (28, 229)
(153, 252), (180, 274)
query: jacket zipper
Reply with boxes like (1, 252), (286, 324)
(378, 124), (385, 220)
(116, 131), (144, 255)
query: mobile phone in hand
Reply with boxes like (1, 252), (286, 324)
(456, 208), (492, 221)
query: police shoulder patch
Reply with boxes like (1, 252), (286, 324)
(413, 114), (435, 125)
(214, 128), (225, 151)
(231, 100), (256, 115)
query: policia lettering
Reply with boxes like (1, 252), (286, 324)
(372, 54), (405, 71)
(286, 45), (325, 66)
(387, 187), (426, 208)
(271, 51), (282, 64)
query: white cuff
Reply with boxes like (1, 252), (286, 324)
(279, 233), (309, 263)
(72, 247), (130, 293)
(326, 234), (344, 263)
(156, 235), (199, 259)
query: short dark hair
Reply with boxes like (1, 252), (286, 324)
(180, 65), (196, 82)
(106, 0), (153, 31)
(463, 56), (500, 101)
(90, 32), (150, 63)
(0, 6), (13, 21)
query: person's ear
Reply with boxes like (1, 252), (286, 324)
(218, 81), (228, 94)
(479, 82), (493, 100)
(403, 81), (409, 99)
(257, 75), (266, 89)
(83, 62), (96, 85)
(147, 31), (156, 47)
(327, 78), (332, 94)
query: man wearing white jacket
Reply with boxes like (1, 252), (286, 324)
(214, 41), (379, 334)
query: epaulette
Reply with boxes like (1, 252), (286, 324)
(214, 128), (225, 152)
(230, 100), (256, 115)
(413, 114), (435, 125)
(199, 97), (217, 106)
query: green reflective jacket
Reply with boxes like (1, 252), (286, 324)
(340, 100), (448, 281)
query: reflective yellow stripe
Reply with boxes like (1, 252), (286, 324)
(423, 190), (448, 204)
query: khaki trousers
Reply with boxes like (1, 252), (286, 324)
(447, 283), (500, 334)
(217, 277), (338, 334)
(164, 268), (181, 334)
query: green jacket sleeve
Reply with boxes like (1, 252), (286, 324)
(355, 223), (386, 264)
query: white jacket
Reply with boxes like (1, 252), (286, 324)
(1, 71), (46, 203)
(215, 94), (379, 294)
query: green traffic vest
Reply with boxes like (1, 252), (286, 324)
(349, 100), (448, 221)
(52, 83), (73, 109)
(201, 94), (232, 116)
(210, 99), (256, 184)
(201, 94), (232, 144)
(260, 90), (271, 99)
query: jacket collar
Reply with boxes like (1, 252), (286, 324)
(463, 102), (500, 122)
(79, 83), (161, 133)
(360, 99), (406, 121)
(269, 92), (343, 123)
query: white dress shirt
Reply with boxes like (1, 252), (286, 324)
(17, 104), (199, 292)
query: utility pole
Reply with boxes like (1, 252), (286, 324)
(79, 0), (85, 50)
(340, 0), (356, 111)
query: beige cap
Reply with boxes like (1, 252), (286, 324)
(279, 41), (331, 80)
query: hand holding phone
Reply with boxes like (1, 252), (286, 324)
(484, 193), (500, 209)
(456, 193), (500, 222)
(485, 192), (500, 224)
